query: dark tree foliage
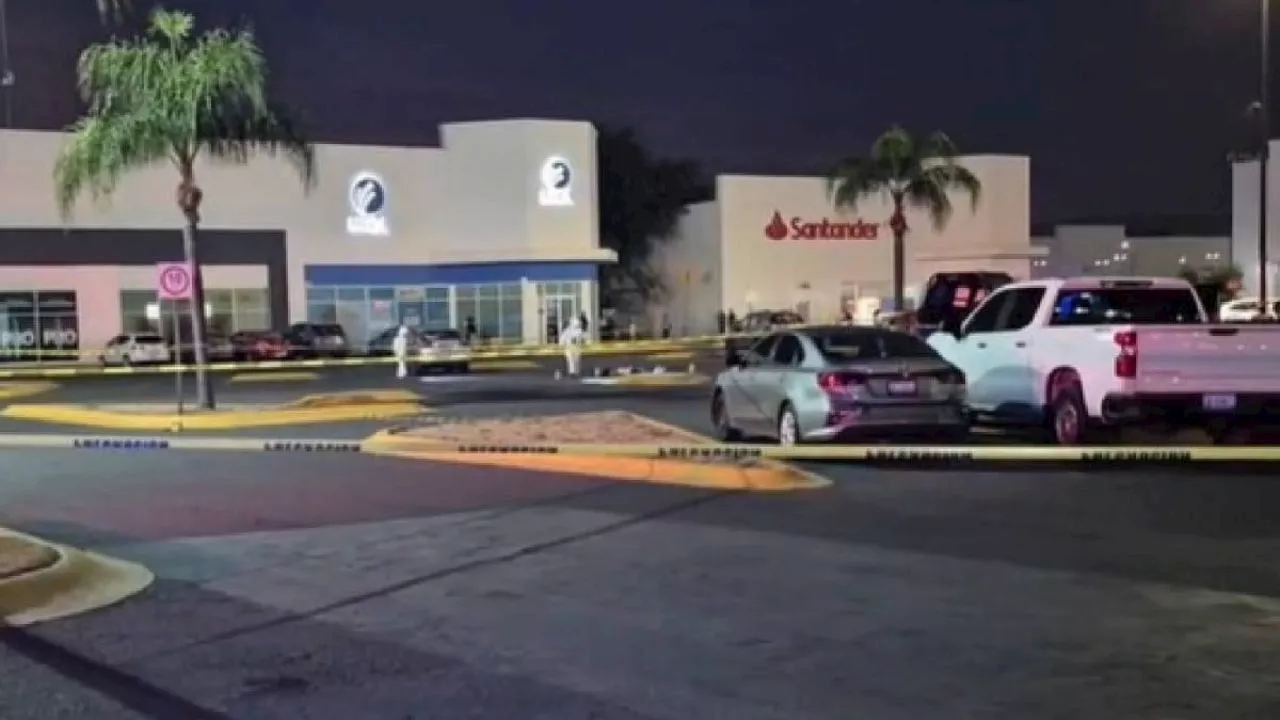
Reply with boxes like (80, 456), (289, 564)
(596, 126), (710, 310)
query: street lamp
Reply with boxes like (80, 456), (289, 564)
(1258, 0), (1272, 310)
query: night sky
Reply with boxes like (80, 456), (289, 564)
(3, 0), (1269, 223)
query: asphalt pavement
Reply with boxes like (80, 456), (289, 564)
(3, 356), (1280, 717)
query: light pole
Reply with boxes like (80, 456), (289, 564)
(1259, 0), (1272, 310)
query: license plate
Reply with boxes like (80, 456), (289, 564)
(887, 380), (917, 396)
(1202, 393), (1237, 411)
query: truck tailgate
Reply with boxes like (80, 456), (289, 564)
(1134, 325), (1280, 393)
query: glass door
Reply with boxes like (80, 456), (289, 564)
(541, 294), (579, 343)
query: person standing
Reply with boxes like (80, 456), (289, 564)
(392, 325), (412, 378)
(560, 317), (585, 377)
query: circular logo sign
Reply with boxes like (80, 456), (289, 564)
(538, 156), (574, 207)
(349, 172), (387, 216)
(159, 265), (191, 296)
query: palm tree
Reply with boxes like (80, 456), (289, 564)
(55, 9), (314, 409)
(827, 126), (982, 311)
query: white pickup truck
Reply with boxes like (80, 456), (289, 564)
(927, 276), (1280, 444)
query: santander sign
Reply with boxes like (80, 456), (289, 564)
(764, 210), (879, 241)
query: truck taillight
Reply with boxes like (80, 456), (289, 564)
(1113, 330), (1137, 378)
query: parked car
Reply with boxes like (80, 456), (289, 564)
(712, 325), (969, 444)
(100, 332), (171, 366)
(414, 329), (470, 373)
(284, 322), (349, 358)
(230, 330), (290, 361)
(927, 276), (1280, 444)
(1218, 297), (1280, 322)
(366, 326), (471, 372)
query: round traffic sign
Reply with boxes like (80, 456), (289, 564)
(159, 264), (191, 297)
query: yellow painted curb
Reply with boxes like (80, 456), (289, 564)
(361, 409), (829, 492)
(368, 448), (812, 491)
(291, 389), (421, 407)
(470, 359), (540, 371)
(628, 414), (831, 490)
(0, 381), (59, 400)
(0, 402), (425, 430)
(647, 351), (695, 360)
(229, 371), (318, 383)
(0, 528), (153, 627)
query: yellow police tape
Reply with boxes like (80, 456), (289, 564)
(0, 433), (1274, 462)
(0, 338), (724, 379)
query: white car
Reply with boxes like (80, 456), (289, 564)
(415, 329), (471, 372)
(928, 276), (1280, 444)
(100, 332), (172, 366)
(1218, 297), (1279, 322)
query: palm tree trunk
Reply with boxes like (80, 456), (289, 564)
(889, 203), (907, 311)
(181, 221), (215, 409)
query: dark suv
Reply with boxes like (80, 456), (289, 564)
(284, 322), (349, 358)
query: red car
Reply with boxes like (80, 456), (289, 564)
(230, 330), (290, 361)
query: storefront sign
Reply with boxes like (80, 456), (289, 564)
(764, 211), (879, 241)
(347, 171), (389, 236)
(0, 291), (79, 359)
(537, 156), (574, 207)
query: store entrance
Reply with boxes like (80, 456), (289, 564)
(541, 294), (579, 344)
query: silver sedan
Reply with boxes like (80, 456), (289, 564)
(711, 326), (970, 444)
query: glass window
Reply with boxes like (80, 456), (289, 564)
(206, 289), (233, 312)
(962, 291), (1013, 334)
(423, 297), (450, 331)
(1049, 287), (1203, 326)
(369, 286), (395, 302)
(425, 286), (449, 303)
(337, 287), (366, 302)
(308, 301), (337, 324)
(997, 288), (1045, 331)
(772, 334), (805, 365)
(477, 284), (499, 300)
(499, 284), (523, 343)
(306, 287), (335, 304)
(234, 288), (266, 309)
(748, 334), (780, 361)
(474, 296), (500, 339)
(812, 329), (939, 361)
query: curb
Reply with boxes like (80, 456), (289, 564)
(0, 401), (426, 431)
(0, 381), (59, 401)
(0, 528), (154, 627)
(361, 412), (830, 492)
(627, 414), (832, 490)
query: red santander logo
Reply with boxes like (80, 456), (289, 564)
(764, 210), (879, 241)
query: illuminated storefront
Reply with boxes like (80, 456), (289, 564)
(0, 118), (615, 353)
(652, 158), (1039, 336)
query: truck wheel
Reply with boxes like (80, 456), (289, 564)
(1049, 386), (1090, 445)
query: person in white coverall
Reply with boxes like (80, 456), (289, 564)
(392, 325), (412, 378)
(560, 317), (585, 377)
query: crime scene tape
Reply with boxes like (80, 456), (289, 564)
(0, 432), (1265, 462)
(0, 340), (725, 379)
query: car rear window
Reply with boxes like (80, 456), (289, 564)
(429, 330), (462, 341)
(1049, 288), (1203, 325)
(811, 330), (938, 361)
(134, 334), (164, 343)
(316, 324), (346, 336)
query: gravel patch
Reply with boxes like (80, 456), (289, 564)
(394, 410), (701, 445)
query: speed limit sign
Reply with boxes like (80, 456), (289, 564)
(156, 262), (193, 299)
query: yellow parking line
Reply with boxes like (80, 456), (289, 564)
(470, 359), (539, 370)
(228, 371), (318, 383)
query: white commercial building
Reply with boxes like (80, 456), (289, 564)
(652, 156), (1038, 336)
(1232, 144), (1280, 294)
(0, 119), (615, 356)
